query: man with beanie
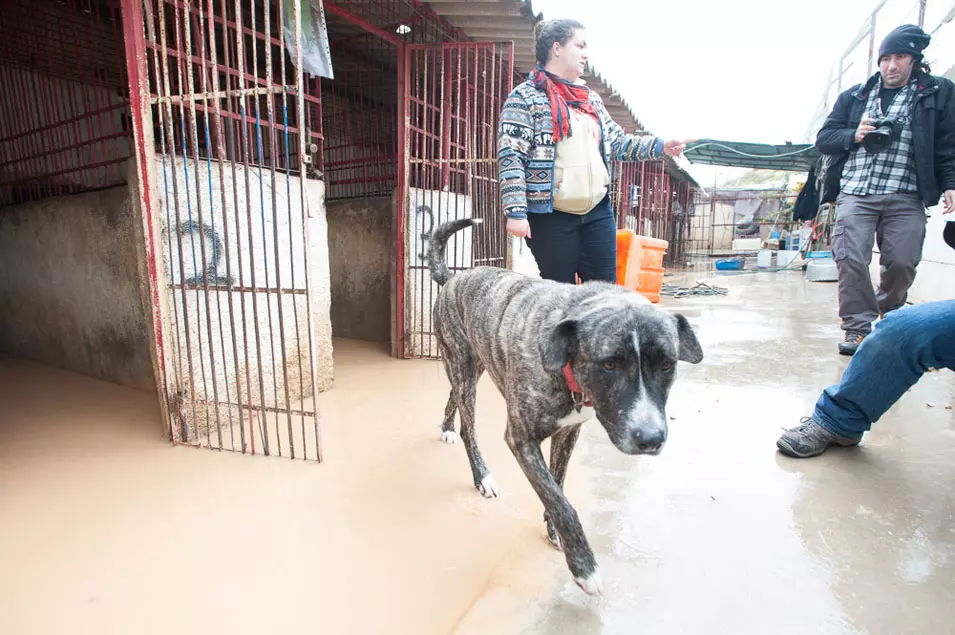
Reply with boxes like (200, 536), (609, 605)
(815, 24), (955, 356)
(776, 220), (955, 458)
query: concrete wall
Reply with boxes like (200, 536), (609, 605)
(327, 196), (392, 342)
(156, 156), (333, 434)
(0, 186), (154, 390)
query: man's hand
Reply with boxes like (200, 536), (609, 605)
(506, 218), (531, 238)
(943, 190), (955, 214)
(663, 139), (690, 157)
(855, 118), (876, 144)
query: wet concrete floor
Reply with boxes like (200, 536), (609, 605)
(1, 271), (954, 634)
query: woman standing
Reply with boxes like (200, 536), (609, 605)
(499, 19), (687, 283)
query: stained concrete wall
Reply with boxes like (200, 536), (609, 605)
(327, 196), (392, 343)
(156, 157), (333, 436)
(0, 186), (154, 390)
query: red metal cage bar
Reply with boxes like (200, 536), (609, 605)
(0, 0), (132, 206)
(319, 0), (478, 203)
(612, 160), (668, 236)
(321, 22), (398, 201)
(142, 0), (324, 172)
(612, 160), (697, 266)
(323, 0), (466, 45)
(140, 0), (325, 460)
(397, 42), (512, 359)
(665, 179), (694, 266)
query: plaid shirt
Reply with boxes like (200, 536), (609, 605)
(840, 77), (919, 196)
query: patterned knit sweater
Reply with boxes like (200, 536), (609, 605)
(498, 80), (664, 219)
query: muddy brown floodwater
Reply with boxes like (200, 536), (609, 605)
(2, 271), (954, 635)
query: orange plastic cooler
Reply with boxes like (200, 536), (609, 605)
(616, 229), (668, 303)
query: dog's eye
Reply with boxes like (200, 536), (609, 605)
(662, 360), (674, 372)
(602, 361), (617, 372)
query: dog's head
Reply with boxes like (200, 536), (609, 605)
(539, 288), (703, 456)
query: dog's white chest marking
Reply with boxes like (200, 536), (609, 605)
(556, 404), (595, 428)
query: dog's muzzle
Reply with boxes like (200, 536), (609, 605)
(609, 409), (668, 456)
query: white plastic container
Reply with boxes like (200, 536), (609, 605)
(777, 250), (799, 269)
(757, 250), (774, 269)
(732, 238), (762, 251)
(806, 258), (838, 282)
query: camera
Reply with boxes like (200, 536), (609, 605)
(862, 118), (901, 153)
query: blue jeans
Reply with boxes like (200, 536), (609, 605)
(815, 299), (955, 438)
(525, 197), (616, 284)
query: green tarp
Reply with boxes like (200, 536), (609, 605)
(684, 139), (821, 172)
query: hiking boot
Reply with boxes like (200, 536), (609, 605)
(838, 330), (867, 356)
(776, 417), (863, 458)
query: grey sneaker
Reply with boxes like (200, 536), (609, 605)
(776, 417), (863, 458)
(838, 330), (867, 356)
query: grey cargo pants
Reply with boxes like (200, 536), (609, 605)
(832, 193), (927, 334)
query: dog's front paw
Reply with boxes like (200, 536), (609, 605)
(441, 430), (458, 444)
(477, 474), (500, 498)
(574, 570), (604, 597)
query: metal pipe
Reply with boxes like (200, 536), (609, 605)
(295, 0), (324, 461)
(123, 0), (175, 441)
(157, 0), (202, 443)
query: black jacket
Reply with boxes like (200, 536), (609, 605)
(792, 163), (820, 221)
(816, 71), (955, 206)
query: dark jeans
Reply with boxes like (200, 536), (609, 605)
(525, 198), (616, 284)
(814, 299), (955, 437)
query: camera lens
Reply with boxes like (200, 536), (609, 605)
(863, 119), (897, 153)
(863, 130), (892, 152)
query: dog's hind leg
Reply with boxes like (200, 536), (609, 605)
(544, 423), (583, 550)
(439, 392), (458, 444)
(443, 354), (496, 497)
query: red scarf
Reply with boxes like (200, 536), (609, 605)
(530, 64), (598, 142)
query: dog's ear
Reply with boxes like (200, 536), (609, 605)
(674, 314), (703, 364)
(539, 319), (577, 373)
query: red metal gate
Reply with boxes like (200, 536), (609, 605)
(612, 160), (669, 238)
(395, 42), (512, 359)
(126, 0), (326, 460)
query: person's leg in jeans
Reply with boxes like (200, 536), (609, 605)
(777, 299), (955, 458)
(526, 211), (580, 284)
(832, 194), (882, 355)
(576, 197), (617, 283)
(875, 193), (927, 316)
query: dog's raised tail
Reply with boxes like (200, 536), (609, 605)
(426, 217), (483, 286)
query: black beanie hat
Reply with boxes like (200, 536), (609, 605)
(879, 25), (931, 61)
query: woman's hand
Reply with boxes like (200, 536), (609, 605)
(663, 139), (690, 157)
(506, 218), (532, 238)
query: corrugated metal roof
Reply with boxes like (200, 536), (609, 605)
(684, 140), (820, 172)
(421, 0), (697, 186)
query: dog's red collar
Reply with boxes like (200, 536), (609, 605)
(562, 363), (592, 407)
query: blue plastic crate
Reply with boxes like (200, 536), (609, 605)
(715, 257), (745, 271)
